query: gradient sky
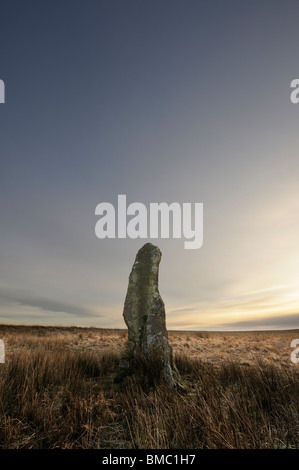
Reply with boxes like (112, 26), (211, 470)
(1, 0), (299, 330)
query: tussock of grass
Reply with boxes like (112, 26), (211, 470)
(0, 327), (298, 448)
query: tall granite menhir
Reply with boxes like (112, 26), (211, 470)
(122, 243), (180, 387)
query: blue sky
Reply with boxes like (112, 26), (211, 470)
(1, 1), (299, 330)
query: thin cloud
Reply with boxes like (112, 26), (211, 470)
(215, 312), (299, 330)
(0, 288), (95, 318)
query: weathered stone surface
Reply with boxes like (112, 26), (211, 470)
(121, 243), (180, 388)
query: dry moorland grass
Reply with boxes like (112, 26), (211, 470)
(0, 325), (298, 449)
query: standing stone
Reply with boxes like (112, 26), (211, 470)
(120, 243), (180, 388)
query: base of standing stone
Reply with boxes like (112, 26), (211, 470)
(115, 345), (185, 391)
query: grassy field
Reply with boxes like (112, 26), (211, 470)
(0, 325), (298, 449)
